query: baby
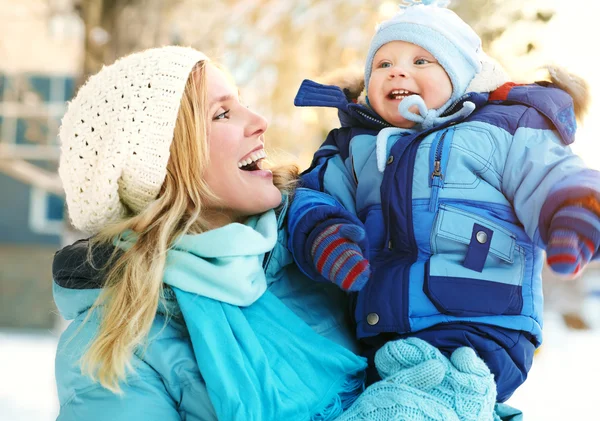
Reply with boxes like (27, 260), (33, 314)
(288, 1), (599, 419)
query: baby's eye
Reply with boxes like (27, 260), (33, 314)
(379, 62), (392, 69)
(415, 58), (431, 65)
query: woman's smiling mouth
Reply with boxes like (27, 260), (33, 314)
(238, 149), (267, 171)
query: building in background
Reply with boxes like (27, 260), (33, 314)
(0, 0), (81, 330)
(0, 72), (74, 328)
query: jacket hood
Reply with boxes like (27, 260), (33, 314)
(52, 239), (116, 320)
(316, 66), (368, 106)
(52, 240), (182, 322)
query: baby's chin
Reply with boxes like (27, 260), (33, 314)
(373, 103), (417, 129)
(386, 114), (417, 129)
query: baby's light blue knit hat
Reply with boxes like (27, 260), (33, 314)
(364, 0), (482, 114)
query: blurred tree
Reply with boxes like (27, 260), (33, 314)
(76, 0), (180, 80)
(49, 0), (560, 164)
(452, 0), (556, 80)
(452, 0), (554, 50)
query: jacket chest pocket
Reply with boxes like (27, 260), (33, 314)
(425, 204), (524, 317)
(428, 126), (496, 212)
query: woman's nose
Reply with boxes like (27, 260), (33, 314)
(245, 108), (268, 138)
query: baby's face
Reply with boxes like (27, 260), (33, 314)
(368, 41), (452, 128)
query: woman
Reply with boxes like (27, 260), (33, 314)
(52, 46), (366, 420)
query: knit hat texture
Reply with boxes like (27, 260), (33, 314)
(364, 0), (482, 113)
(58, 46), (207, 234)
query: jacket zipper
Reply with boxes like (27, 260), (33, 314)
(355, 109), (392, 128)
(442, 93), (471, 116)
(429, 130), (446, 212)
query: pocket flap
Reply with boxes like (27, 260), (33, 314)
(434, 204), (515, 263)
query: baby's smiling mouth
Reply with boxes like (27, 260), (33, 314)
(388, 89), (416, 100)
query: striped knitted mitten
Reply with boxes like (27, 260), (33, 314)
(546, 205), (600, 276)
(310, 223), (371, 291)
(374, 338), (497, 421)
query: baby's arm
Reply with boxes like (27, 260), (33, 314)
(287, 128), (370, 291)
(540, 171), (600, 276)
(501, 107), (600, 275)
(288, 188), (370, 291)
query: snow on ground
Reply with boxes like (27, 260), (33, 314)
(0, 330), (59, 421)
(506, 310), (600, 420)
(1, 302), (600, 421)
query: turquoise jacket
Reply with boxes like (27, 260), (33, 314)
(52, 201), (360, 421)
(52, 200), (525, 421)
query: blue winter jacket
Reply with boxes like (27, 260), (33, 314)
(52, 199), (360, 421)
(288, 79), (600, 360)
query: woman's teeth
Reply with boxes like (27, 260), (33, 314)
(238, 149), (267, 170)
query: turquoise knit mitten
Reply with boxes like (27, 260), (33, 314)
(335, 377), (461, 421)
(374, 338), (497, 421)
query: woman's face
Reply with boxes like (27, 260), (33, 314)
(201, 64), (282, 227)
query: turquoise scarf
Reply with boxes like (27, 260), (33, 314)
(163, 210), (366, 421)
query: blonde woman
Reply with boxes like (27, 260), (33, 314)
(52, 46), (367, 421)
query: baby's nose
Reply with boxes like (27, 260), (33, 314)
(390, 66), (408, 78)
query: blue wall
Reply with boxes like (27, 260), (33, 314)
(0, 174), (62, 245)
(0, 72), (74, 246)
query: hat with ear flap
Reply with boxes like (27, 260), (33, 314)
(364, 0), (482, 114)
(58, 46), (208, 234)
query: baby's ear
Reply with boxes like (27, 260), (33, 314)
(466, 52), (511, 93)
(545, 66), (590, 123)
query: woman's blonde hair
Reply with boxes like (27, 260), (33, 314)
(79, 60), (298, 393)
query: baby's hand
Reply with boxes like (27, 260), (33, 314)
(546, 205), (600, 276)
(310, 223), (371, 291)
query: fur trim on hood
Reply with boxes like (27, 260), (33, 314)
(545, 65), (590, 122)
(466, 52), (510, 93)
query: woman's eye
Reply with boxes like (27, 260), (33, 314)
(214, 110), (230, 120)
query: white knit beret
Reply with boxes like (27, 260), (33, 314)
(58, 46), (208, 234)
